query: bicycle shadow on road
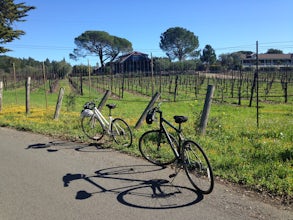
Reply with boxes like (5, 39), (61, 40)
(62, 164), (203, 209)
(25, 140), (113, 153)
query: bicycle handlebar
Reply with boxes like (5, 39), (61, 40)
(146, 103), (162, 124)
(83, 101), (96, 110)
(83, 98), (102, 110)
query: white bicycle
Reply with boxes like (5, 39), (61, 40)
(80, 100), (133, 147)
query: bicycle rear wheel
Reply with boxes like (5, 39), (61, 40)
(139, 130), (177, 166)
(111, 118), (133, 147)
(81, 115), (104, 141)
(183, 140), (214, 194)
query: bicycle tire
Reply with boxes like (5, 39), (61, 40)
(81, 115), (104, 141)
(183, 140), (214, 194)
(139, 130), (177, 166)
(111, 118), (133, 147)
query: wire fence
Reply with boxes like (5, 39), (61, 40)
(68, 69), (293, 104)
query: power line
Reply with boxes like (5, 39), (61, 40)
(6, 41), (293, 58)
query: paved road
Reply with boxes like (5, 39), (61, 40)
(0, 127), (292, 220)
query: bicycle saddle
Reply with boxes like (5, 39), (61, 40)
(106, 104), (116, 109)
(174, 116), (188, 124)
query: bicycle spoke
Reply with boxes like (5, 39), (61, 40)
(139, 130), (177, 166)
(111, 118), (132, 147)
(81, 116), (104, 141)
(183, 140), (214, 194)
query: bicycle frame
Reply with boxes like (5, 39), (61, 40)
(93, 107), (113, 134)
(156, 109), (184, 160)
(92, 106), (124, 136)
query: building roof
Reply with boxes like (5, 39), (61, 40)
(116, 51), (149, 63)
(258, 53), (293, 59)
(241, 53), (293, 60)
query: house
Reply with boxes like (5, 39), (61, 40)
(241, 53), (293, 68)
(112, 51), (151, 74)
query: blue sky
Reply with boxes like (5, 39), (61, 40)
(5, 0), (293, 66)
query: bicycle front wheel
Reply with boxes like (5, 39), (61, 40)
(183, 140), (214, 194)
(139, 130), (177, 166)
(81, 115), (104, 141)
(111, 118), (133, 147)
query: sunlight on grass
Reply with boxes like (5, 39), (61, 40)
(0, 78), (292, 204)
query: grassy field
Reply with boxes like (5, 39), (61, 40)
(0, 78), (292, 205)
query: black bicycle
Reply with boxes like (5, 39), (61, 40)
(139, 103), (214, 194)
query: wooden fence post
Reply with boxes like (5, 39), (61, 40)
(13, 62), (18, 104)
(0, 81), (3, 112)
(54, 87), (65, 120)
(135, 92), (160, 129)
(80, 72), (83, 95)
(43, 62), (48, 109)
(97, 90), (111, 110)
(88, 60), (91, 99)
(174, 75), (179, 102)
(199, 85), (215, 135)
(26, 77), (31, 115)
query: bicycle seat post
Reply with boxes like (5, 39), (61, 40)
(106, 104), (116, 117)
(174, 115), (188, 133)
(178, 122), (182, 132)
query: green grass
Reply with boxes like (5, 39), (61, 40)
(0, 78), (292, 204)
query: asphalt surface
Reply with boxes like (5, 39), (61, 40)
(0, 127), (292, 220)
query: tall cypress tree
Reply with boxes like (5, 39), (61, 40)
(0, 0), (35, 53)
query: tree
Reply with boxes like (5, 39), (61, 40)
(219, 52), (242, 70)
(159, 27), (199, 61)
(50, 59), (72, 79)
(266, 48), (283, 54)
(70, 31), (132, 67)
(200, 44), (216, 70)
(110, 36), (133, 60)
(0, 0), (35, 53)
(237, 51), (253, 55)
